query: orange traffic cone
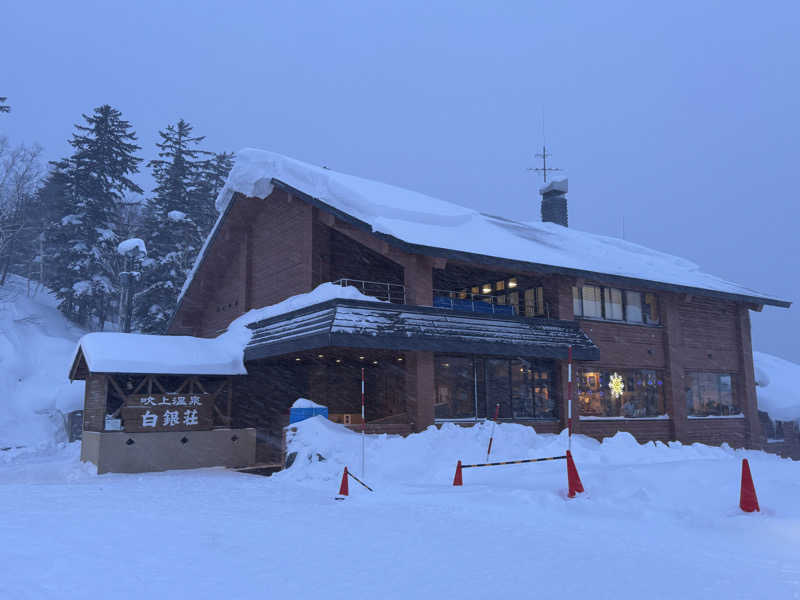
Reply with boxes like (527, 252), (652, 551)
(337, 466), (349, 497)
(453, 460), (463, 486)
(566, 450), (584, 498)
(739, 459), (760, 513)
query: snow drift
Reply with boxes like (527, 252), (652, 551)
(0, 275), (85, 447)
(754, 351), (800, 422)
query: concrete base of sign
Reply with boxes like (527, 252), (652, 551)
(81, 428), (257, 474)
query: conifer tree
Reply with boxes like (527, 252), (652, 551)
(135, 119), (210, 333)
(0, 97), (9, 113)
(46, 105), (142, 328)
(194, 151), (234, 237)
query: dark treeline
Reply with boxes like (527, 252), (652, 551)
(0, 99), (233, 333)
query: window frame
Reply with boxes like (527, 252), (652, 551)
(572, 284), (660, 326)
(685, 371), (740, 417)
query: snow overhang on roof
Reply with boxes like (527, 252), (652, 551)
(178, 148), (790, 312)
(244, 298), (599, 362)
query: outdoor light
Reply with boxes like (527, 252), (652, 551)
(482, 283), (492, 294)
(295, 357), (301, 362)
(372, 360), (379, 365)
(317, 354), (325, 359)
(397, 357), (404, 362)
(508, 278), (518, 288)
(335, 359), (342, 364)
(359, 356), (365, 360)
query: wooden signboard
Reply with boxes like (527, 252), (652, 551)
(121, 393), (214, 433)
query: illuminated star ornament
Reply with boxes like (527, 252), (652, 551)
(609, 373), (625, 399)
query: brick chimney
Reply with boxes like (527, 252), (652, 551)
(540, 179), (568, 227)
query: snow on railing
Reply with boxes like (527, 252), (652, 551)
(334, 279), (406, 304)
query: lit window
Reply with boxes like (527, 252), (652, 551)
(686, 372), (738, 416)
(482, 283), (492, 294)
(508, 278), (518, 289)
(578, 368), (664, 417)
(496, 280), (505, 291)
(644, 293), (660, 325)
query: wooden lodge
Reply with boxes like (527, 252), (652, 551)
(72, 150), (792, 473)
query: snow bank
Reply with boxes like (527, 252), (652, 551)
(754, 351), (800, 422)
(179, 148), (783, 305)
(73, 282), (380, 377)
(281, 416), (761, 492)
(0, 275), (85, 447)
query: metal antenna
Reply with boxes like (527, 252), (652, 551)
(528, 110), (562, 183)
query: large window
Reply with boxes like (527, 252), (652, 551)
(578, 368), (665, 418)
(686, 372), (739, 416)
(573, 285), (659, 325)
(435, 355), (557, 420)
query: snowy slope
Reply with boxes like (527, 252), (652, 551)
(0, 275), (85, 447)
(754, 351), (800, 422)
(180, 148), (785, 305)
(1, 421), (798, 599)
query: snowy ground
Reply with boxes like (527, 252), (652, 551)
(2, 419), (799, 599)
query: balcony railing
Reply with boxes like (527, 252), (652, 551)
(433, 289), (518, 316)
(334, 278), (406, 304)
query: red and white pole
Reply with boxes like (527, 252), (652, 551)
(361, 367), (366, 477)
(567, 345), (573, 452)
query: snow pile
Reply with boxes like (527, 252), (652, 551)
(291, 398), (326, 409)
(281, 416), (767, 493)
(116, 238), (146, 255)
(74, 282), (381, 376)
(0, 275), (85, 447)
(754, 351), (800, 422)
(180, 148), (784, 305)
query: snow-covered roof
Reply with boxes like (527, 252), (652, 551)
(71, 283), (381, 377)
(72, 332), (247, 376)
(180, 148), (788, 308)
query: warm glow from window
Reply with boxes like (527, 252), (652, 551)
(482, 283), (492, 294)
(508, 278), (518, 288)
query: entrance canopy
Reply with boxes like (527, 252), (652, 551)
(244, 298), (598, 361)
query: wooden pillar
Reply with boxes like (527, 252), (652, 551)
(736, 306), (762, 449)
(83, 373), (108, 432)
(661, 294), (687, 442)
(405, 351), (435, 431)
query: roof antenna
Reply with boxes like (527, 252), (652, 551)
(528, 108), (562, 183)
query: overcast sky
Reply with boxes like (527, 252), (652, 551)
(2, 1), (799, 361)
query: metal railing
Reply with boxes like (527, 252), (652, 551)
(334, 278), (406, 304)
(433, 289), (552, 318)
(432, 289), (518, 316)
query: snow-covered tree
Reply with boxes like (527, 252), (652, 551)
(46, 105), (142, 329)
(0, 97), (9, 113)
(194, 151), (234, 237)
(135, 119), (210, 333)
(0, 137), (44, 285)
